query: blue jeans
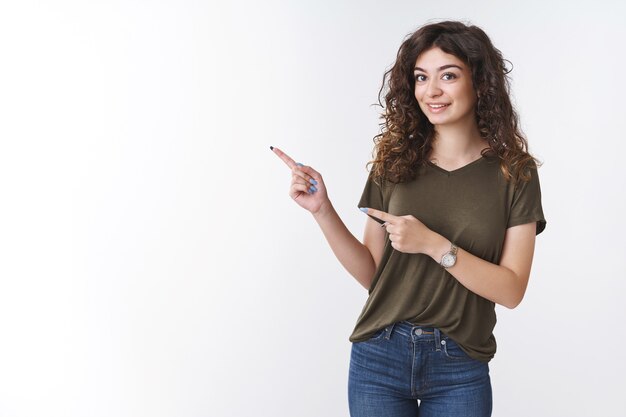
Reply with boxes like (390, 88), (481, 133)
(348, 320), (492, 417)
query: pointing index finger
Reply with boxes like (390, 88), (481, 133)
(271, 146), (297, 169)
(362, 207), (396, 223)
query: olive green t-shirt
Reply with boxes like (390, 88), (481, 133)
(349, 155), (547, 363)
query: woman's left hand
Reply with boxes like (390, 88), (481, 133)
(361, 207), (439, 255)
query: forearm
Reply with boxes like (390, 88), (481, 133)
(426, 233), (525, 309)
(312, 201), (377, 290)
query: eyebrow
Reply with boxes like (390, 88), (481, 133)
(413, 64), (463, 73)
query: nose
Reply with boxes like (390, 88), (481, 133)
(425, 78), (442, 98)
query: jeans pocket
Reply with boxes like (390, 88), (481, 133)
(442, 336), (471, 360)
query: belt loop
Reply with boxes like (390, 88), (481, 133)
(434, 328), (442, 351)
(384, 322), (396, 339)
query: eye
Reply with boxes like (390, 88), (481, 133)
(414, 74), (426, 82)
(442, 72), (457, 80)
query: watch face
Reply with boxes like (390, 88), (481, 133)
(442, 253), (456, 268)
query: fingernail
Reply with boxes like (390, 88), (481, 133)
(270, 145), (274, 150)
(309, 178), (318, 185)
(310, 185), (317, 192)
(296, 162), (304, 167)
(359, 207), (369, 213)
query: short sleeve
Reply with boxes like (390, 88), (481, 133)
(357, 172), (386, 225)
(507, 165), (547, 235)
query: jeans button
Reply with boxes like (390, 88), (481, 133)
(414, 328), (423, 335)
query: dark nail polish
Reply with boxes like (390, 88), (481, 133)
(270, 145), (274, 150)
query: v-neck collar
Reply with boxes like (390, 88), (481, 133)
(426, 155), (487, 176)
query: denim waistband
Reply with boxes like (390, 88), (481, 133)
(380, 320), (444, 351)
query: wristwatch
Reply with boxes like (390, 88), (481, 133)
(440, 242), (458, 269)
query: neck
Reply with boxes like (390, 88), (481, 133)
(429, 119), (488, 161)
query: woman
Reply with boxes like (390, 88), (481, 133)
(271, 20), (546, 417)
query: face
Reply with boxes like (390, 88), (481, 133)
(413, 47), (477, 127)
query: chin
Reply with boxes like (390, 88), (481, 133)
(428, 117), (451, 125)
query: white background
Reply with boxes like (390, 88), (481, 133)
(0, 0), (625, 416)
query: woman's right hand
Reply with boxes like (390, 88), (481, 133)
(271, 146), (329, 214)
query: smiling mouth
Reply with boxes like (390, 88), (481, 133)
(426, 103), (450, 113)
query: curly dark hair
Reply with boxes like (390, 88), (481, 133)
(366, 20), (541, 184)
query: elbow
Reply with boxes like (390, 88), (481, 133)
(358, 273), (371, 290)
(359, 247), (378, 291)
(358, 275), (374, 292)
(500, 269), (528, 309)
(503, 298), (522, 310)
(502, 290), (526, 310)
(356, 260), (377, 291)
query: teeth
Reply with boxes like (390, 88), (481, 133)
(429, 104), (448, 108)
